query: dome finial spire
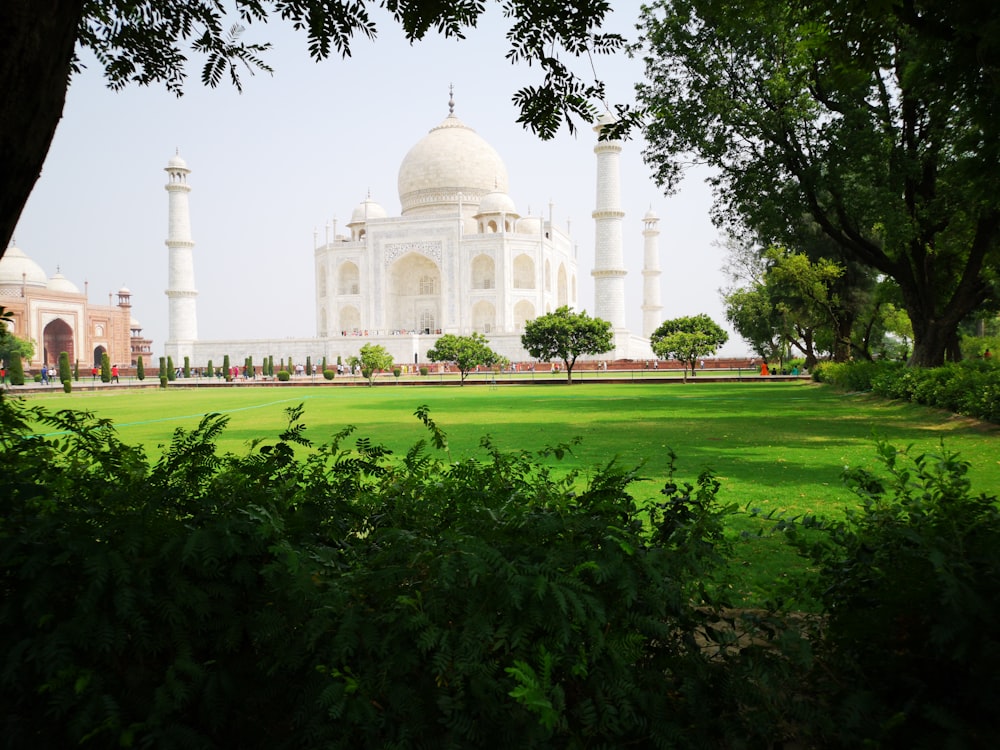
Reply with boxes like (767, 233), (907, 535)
(448, 83), (455, 115)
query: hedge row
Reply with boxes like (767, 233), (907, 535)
(3, 395), (999, 747)
(813, 359), (1000, 423)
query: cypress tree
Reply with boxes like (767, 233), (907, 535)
(101, 353), (111, 383)
(8, 353), (24, 385)
(223, 354), (231, 382)
(183, 356), (190, 379)
(306, 356), (312, 376)
(58, 351), (71, 384)
(136, 355), (145, 381)
(159, 356), (167, 388)
(167, 356), (176, 381)
(206, 359), (213, 378)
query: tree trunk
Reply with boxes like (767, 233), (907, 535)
(0, 0), (84, 256)
(908, 318), (964, 367)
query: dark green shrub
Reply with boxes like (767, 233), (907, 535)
(822, 360), (1000, 423)
(167, 356), (176, 381)
(276, 370), (290, 381)
(223, 354), (231, 382)
(101, 352), (111, 383)
(8, 353), (25, 385)
(786, 439), (1000, 747)
(136, 355), (145, 381)
(305, 356), (312, 376)
(0, 397), (772, 750)
(183, 356), (191, 379)
(58, 351), (71, 384)
(419, 366), (429, 376)
(392, 367), (401, 378)
(322, 369), (335, 380)
(62, 379), (72, 393)
(33, 373), (42, 383)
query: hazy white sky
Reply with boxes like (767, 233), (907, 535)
(13, 2), (745, 356)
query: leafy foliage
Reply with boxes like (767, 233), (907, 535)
(349, 342), (393, 386)
(650, 313), (728, 379)
(427, 332), (502, 383)
(521, 306), (613, 382)
(1, 393), (800, 749)
(0, 310), (34, 369)
(637, 0), (1000, 366)
(782, 439), (1000, 746)
(815, 359), (1000, 423)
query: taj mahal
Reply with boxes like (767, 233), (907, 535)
(165, 93), (662, 367)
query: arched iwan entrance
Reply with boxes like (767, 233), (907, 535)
(389, 253), (440, 333)
(43, 318), (74, 367)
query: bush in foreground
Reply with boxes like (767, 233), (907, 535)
(2, 394), (997, 748)
(780, 439), (1000, 747)
(3, 396), (790, 749)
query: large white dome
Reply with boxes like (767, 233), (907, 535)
(397, 113), (509, 217)
(0, 246), (48, 288)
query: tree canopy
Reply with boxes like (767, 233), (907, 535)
(521, 306), (613, 382)
(637, 0), (1000, 366)
(650, 314), (727, 379)
(349, 342), (393, 386)
(2, 0), (633, 256)
(427, 332), (502, 384)
(0, 314), (35, 368)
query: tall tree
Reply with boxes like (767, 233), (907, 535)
(2, 0), (632, 255)
(521, 306), (613, 383)
(638, 0), (1000, 366)
(349, 343), (393, 387)
(650, 314), (728, 380)
(427, 333), (501, 384)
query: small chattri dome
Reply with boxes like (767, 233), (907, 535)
(643, 208), (659, 221)
(118, 285), (132, 295)
(0, 245), (48, 288)
(517, 216), (544, 235)
(476, 190), (518, 217)
(167, 152), (188, 170)
(349, 196), (388, 224)
(48, 272), (81, 294)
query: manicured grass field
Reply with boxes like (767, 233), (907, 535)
(20, 381), (999, 605)
(23, 380), (999, 512)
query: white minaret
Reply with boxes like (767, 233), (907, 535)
(591, 114), (627, 330)
(641, 209), (663, 338)
(164, 151), (198, 361)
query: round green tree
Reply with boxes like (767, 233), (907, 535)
(521, 306), (613, 383)
(650, 314), (729, 381)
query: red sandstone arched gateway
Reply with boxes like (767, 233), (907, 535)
(43, 318), (74, 367)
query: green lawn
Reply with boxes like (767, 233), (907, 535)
(23, 380), (999, 514)
(19, 380), (1000, 605)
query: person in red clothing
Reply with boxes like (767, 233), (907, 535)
(760, 361), (769, 376)
(111, 365), (119, 383)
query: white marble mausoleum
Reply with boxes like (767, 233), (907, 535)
(165, 95), (660, 368)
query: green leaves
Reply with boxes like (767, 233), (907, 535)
(521, 306), (613, 381)
(0, 393), (746, 747)
(426, 332), (501, 383)
(650, 313), (728, 377)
